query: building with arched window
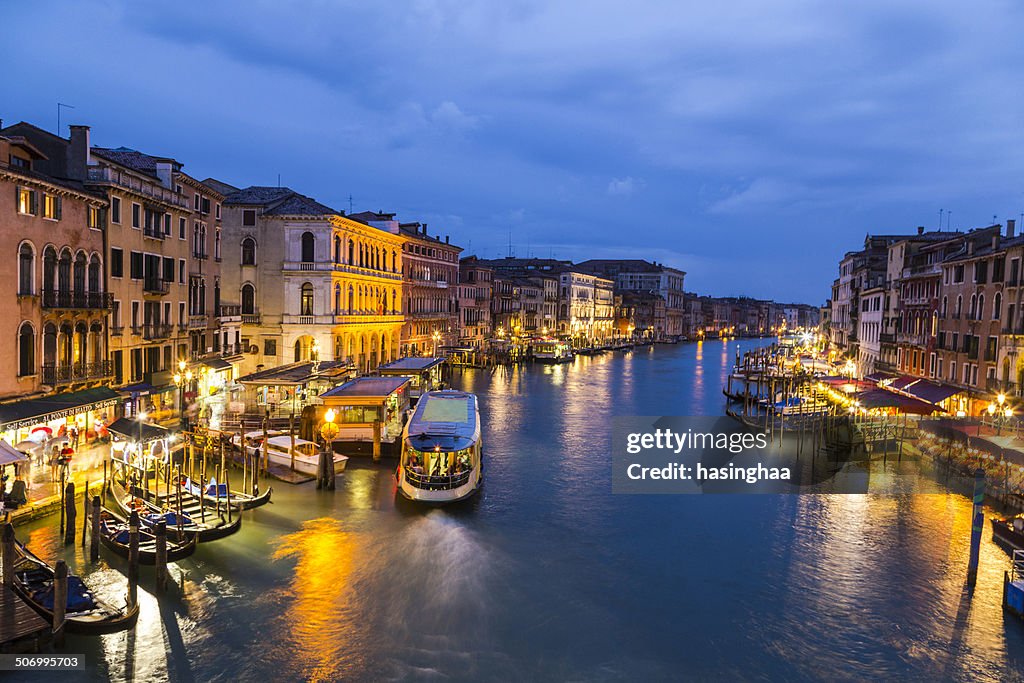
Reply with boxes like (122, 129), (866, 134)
(219, 186), (406, 374)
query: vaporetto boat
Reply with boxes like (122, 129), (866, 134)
(397, 390), (482, 503)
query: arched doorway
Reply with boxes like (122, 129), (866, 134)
(294, 335), (317, 362)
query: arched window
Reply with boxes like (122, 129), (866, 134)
(241, 284), (256, 315)
(334, 283), (341, 314)
(73, 322), (87, 365)
(978, 294), (985, 321)
(241, 237), (257, 265)
(301, 232), (315, 262)
(931, 311), (938, 336)
(214, 229), (222, 260)
(334, 236), (341, 263)
(58, 249), (71, 294)
(300, 282), (314, 316)
(391, 250), (396, 272)
(88, 255), (101, 293)
(42, 323), (56, 367)
(941, 296), (947, 319)
(18, 243), (33, 295)
(955, 295), (962, 318)
(994, 292), (1002, 320)
(348, 285), (354, 314)
(348, 239), (355, 264)
(18, 322), (34, 376)
(73, 252), (86, 294)
(58, 323), (72, 366)
(214, 278), (221, 313)
(43, 246), (56, 293)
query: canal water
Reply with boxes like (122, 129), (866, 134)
(14, 340), (1024, 682)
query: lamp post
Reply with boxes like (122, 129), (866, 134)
(431, 329), (441, 357)
(173, 361), (193, 433)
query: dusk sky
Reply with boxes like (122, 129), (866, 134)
(6, 1), (1024, 303)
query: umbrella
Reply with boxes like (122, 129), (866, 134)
(0, 440), (29, 466)
(30, 426), (52, 438)
(14, 440), (41, 454)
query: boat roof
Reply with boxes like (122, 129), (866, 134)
(408, 391), (478, 435)
(378, 357), (446, 373)
(321, 376), (411, 398)
(266, 435), (316, 446)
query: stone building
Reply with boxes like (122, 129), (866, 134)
(457, 256), (492, 348)
(218, 188), (405, 374)
(575, 259), (686, 338)
(0, 131), (111, 400)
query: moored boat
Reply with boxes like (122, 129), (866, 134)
(11, 539), (139, 635)
(110, 474), (242, 542)
(233, 431), (348, 476)
(97, 507), (198, 564)
(179, 475), (273, 510)
(992, 515), (1024, 551)
(533, 339), (573, 363)
(397, 390), (482, 503)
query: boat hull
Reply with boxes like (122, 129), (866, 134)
(246, 446), (348, 475)
(398, 468), (482, 504)
(992, 517), (1024, 551)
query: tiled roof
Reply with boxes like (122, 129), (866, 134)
(263, 194), (338, 216)
(576, 259), (662, 273)
(201, 178), (240, 196)
(223, 186), (295, 205)
(91, 146), (178, 177)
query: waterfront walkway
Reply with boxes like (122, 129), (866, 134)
(2, 440), (110, 526)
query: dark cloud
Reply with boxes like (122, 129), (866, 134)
(6, 0), (1024, 301)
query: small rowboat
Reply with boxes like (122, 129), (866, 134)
(110, 476), (242, 543)
(98, 507), (198, 564)
(179, 475), (272, 511)
(11, 539), (139, 635)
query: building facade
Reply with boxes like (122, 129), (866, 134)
(457, 256), (492, 348)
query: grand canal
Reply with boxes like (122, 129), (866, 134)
(14, 340), (1024, 681)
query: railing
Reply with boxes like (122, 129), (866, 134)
(241, 313), (261, 325)
(411, 278), (449, 288)
(221, 342), (244, 357)
(41, 361), (114, 385)
(192, 250), (208, 260)
(219, 304), (241, 319)
(142, 323), (174, 339)
(986, 377), (1022, 396)
(329, 313), (404, 325)
(406, 311), (448, 320)
(143, 224), (164, 239)
(143, 278), (170, 294)
(41, 291), (114, 310)
(403, 467), (473, 491)
(87, 166), (189, 208)
(189, 314), (208, 330)
(879, 332), (897, 343)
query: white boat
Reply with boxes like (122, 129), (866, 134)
(233, 431), (348, 476)
(532, 339), (573, 363)
(397, 390), (482, 503)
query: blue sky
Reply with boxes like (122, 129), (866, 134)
(6, 0), (1024, 303)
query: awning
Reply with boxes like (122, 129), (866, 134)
(202, 358), (233, 372)
(888, 375), (919, 391)
(106, 418), (169, 443)
(0, 440), (29, 466)
(865, 372), (895, 382)
(856, 389), (938, 414)
(118, 383), (176, 396)
(0, 387), (121, 431)
(903, 380), (962, 405)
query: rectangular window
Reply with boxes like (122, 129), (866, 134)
(178, 302), (186, 325)
(131, 301), (140, 329)
(88, 206), (105, 229)
(201, 197), (211, 214)
(111, 196), (121, 223)
(179, 217), (186, 239)
(987, 336), (998, 361)
(215, 203), (221, 219)
(243, 209), (256, 226)
(163, 257), (174, 283)
(950, 360), (956, 381)
(164, 213), (171, 235)
(17, 187), (36, 214)
(178, 259), (186, 284)
(110, 248), (124, 278)
(129, 251), (143, 279)
(132, 202), (141, 228)
(112, 300), (121, 327)
(42, 194), (60, 219)
(264, 339), (277, 356)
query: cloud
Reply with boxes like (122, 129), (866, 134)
(607, 176), (643, 196)
(707, 178), (808, 215)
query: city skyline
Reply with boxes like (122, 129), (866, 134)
(7, 1), (1024, 302)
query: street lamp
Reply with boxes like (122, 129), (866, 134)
(320, 408), (339, 447)
(173, 363), (193, 432)
(432, 329), (441, 356)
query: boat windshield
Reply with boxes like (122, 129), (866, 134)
(404, 446), (473, 477)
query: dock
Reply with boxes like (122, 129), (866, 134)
(0, 584), (49, 653)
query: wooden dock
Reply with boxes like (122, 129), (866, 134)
(265, 463), (314, 484)
(0, 584), (49, 652)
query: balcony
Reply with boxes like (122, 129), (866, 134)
(221, 342), (244, 357)
(189, 314), (208, 330)
(241, 313), (262, 325)
(110, 325), (124, 336)
(218, 304), (241, 323)
(41, 291), (114, 310)
(142, 323), (174, 340)
(41, 361), (114, 385)
(280, 261), (403, 281)
(143, 224), (165, 240)
(143, 278), (170, 295)
(986, 377), (1021, 396)
(87, 166), (189, 208)
(192, 250), (208, 261)
(879, 332), (897, 343)
(411, 278), (449, 289)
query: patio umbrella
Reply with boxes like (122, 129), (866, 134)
(29, 426), (52, 439)
(0, 440), (29, 466)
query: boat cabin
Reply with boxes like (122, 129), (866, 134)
(319, 376), (412, 458)
(377, 357), (446, 401)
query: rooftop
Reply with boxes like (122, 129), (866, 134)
(237, 360), (353, 385)
(378, 357), (446, 372)
(91, 146), (180, 177)
(321, 376), (411, 398)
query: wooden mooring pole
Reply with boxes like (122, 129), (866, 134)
(128, 509), (139, 607)
(2, 523), (14, 588)
(53, 560), (68, 647)
(967, 467), (986, 588)
(63, 482), (76, 546)
(154, 521), (167, 594)
(90, 496), (100, 561)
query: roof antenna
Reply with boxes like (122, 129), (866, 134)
(277, 173), (281, 188)
(348, 194), (354, 214)
(56, 102), (75, 135)
(507, 228), (513, 258)
(939, 208), (944, 230)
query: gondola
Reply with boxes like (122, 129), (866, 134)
(179, 475), (272, 511)
(10, 539), (139, 635)
(97, 507), (198, 564)
(110, 474), (242, 543)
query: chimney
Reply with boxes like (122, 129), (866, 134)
(155, 161), (173, 189)
(967, 240), (974, 256)
(1008, 219), (1016, 239)
(67, 125), (90, 181)
(917, 226), (924, 235)
(445, 235), (450, 244)
(422, 223), (428, 234)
